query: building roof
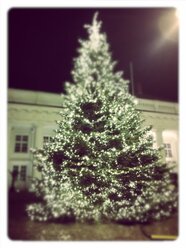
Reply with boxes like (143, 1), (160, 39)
(8, 89), (178, 115)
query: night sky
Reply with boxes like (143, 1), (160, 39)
(8, 8), (178, 102)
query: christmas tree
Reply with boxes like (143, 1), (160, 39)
(27, 13), (177, 223)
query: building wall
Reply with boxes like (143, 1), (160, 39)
(8, 89), (179, 191)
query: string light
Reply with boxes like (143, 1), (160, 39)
(27, 12), (177, 223)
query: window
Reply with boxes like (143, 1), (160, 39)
(20, 166), (27, 181)
(14, 135), (29, 153)
(12, 165), (19, 177)
(43, 136), (53, 147)
(12, 165), (27, 181)
(164, 143), (173, 158)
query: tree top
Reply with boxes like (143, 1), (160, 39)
(84, 12), (103, 51)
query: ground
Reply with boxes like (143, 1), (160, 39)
(8, 191), (178, 241)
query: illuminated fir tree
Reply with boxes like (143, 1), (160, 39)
(27, 13), (177, 223)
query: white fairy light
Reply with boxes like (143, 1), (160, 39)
(27, 11), (177, 224)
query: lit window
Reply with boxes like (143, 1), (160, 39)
(14, 135), (29, 153)
(20, 166), (27, 181)
(43, 136), (53, 147)
(164, 143), (173, 158)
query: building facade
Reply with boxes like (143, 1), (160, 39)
(8, 89), (179, 191)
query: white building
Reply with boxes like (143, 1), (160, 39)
(8, 89), (179, 191)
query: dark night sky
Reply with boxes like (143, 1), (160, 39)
(8, 8), (178, 102)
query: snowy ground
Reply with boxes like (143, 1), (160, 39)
(8, 192), (178, 241)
